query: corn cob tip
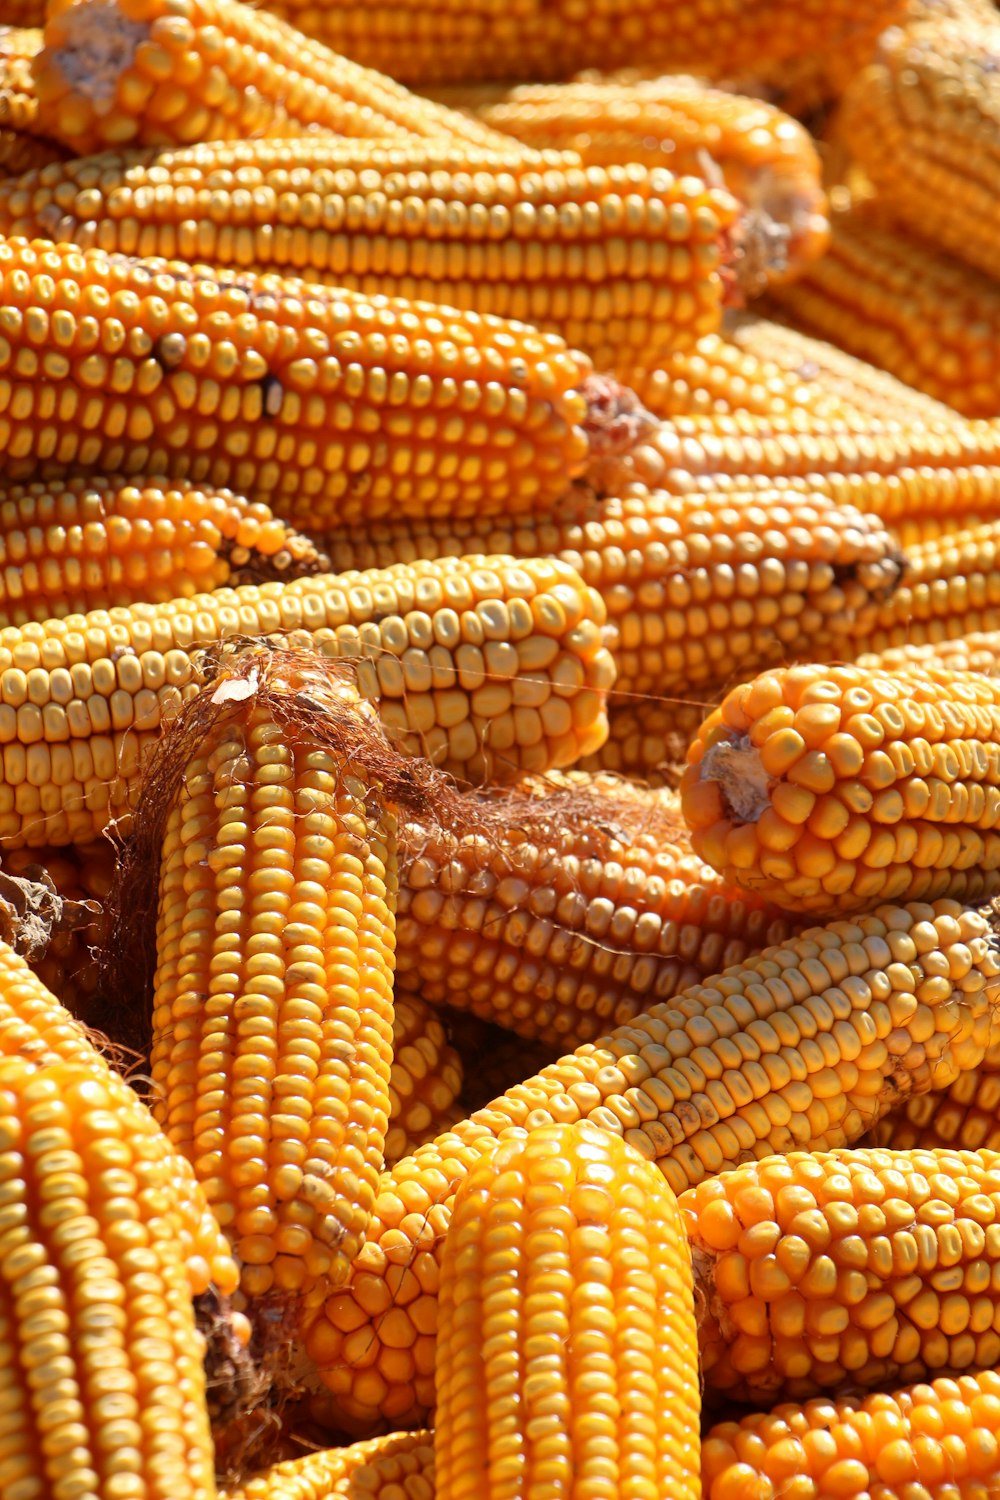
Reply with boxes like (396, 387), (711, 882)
(0, 859), (100, 963)
(579, 373), (658, 460)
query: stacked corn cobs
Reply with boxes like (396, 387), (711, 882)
(10, 0), (1000, 1495)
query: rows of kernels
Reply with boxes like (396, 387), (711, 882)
(576, 698), (710, 783)
(859, 634), (1000, 676)
(622, 334), (852, 422)
(0, 26), (64, 180)
(222, 1431), (435, 1499)
(684, 1147), (1000, 1405)
(0, 141), (738, 370)
(306, 900), (1000, 1428)
(877, 1066), (1000, 1154)
(435, 1121), (701, 1500)
(386, 994), (464, 1165)
(702, 1369), (1000, 1500)
(681, 662), (1000, 915)
(0, 238), (595, 527)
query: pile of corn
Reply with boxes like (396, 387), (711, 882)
(7, 0), (1000, 1496)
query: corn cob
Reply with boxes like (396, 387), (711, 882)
(306, 898), (1000, 1427)
(682, 661), (1000, 915)
(386, 995), (463, 1168)
(575, 698), (710, 785)
(858, 634), (1000, 676)
(0, 239), (611, 528)
(396, 772), (800, 1046)
(837, 15), (1000, 282)
(0, 475), (325, 625)
(876, 1063), (1000, 1154)
(314, 481), (904, 702)
(0, 552), (613, 852)
(0, 26), (65, 179)
(766, 204), (1000, 418)
(34, 0), (519, 152)
(686, 1145), (1000, 1404)
(222, 1431), (434, 1500)
(0, 140), (739, 372)
(435, 1120), (701, 1500)
(703, 1369), (1000, 1500)
(431, 73), (828, 287)
(0, 1053), (219, 1500)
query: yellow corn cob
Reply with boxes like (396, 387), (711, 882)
(314, 482), (904, 702)
(766, 203), (1000, 418)
(34, 0), (518, 152)
(0, 239), (606, 529)
(306, 898), (1000, 1427)
(876, 1064), (1000, 1154)
(431, 73), (828, 286)
(222, 1431), (434, 1500)
(857, 634), (1000, 676)
(681, 661), (1000, 915)
(0, 552), (613, 852)
(0, 140), (738, 372)
(0, 1054), (219, 1500)
(0, 27), (65, 181)
(396, 771), (800, 1045)
(703, 1369), (1000, 1500)
(386, 995), (463, 1167)
(837, 14), (1000, 281)
(435, 1120), (701, 1500)
(575, 698), (711, 785)
(686, 1145), (1000, 1404)
(0, 475), (324, 625)
(142, 649), (399, 1307)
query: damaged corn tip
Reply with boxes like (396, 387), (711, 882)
(221, 1431), (435, 1499)
(680, 662), (1000, 915)
(685, 1147), (1000, 1407)
(386, 993), (464, 1166)
(435, 1121), (701, 1500)
(0, 139), (738, 372)
(148, 650), (397, 1303)
(0, 475), (324, 625)
(0, 1054), (220, 1500)
(307, 899), (1000, 1429)
(33, 0), (513, 152)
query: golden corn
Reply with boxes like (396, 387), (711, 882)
(858, 633), (1000, 676)
(877, 1063), (1000, 1154)
(681, 661), (1000, 915)
(435, 1120), (701, 1500)
(837, 13), (1000, 281)
(432, 73), (828, 286)
(397, 771), (799, 1045)
(685, 1146), (1000, 1404)
(314, 481), (904, 702)
(34, 0), (516, 152)
(0, 26), (65, 179)
(0, 140), (739, 371)
(0, 1054), (219, 1500)
(386, 993), (464, 1167)
(222, 1431), (434, 1500)
(576, 698), (713, 785)
(0, 475), (324, 625)
(703, 1369), (1000, 1500)
(766, 203), (1000, 418)
(0, 552), (612, 852)
(306, 898), (1000, 1427)
(0, 238), (602, 529)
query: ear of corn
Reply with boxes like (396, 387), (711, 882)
(221, 1431), (434, 1500)
(876, 1056), (1000, 1154)
(703, 1368), (1000, 1500)
(575, 698), (707, 784)
(0, 238), (602, 529)
(857, 634), (1000, 677)
(34, 0), (518, 151)
(306, 898), (1000, 1428)
(386, 994), (464, 1167)
(434, 1119), (701, 1500)
(0, 552), (612, 852)
(685, 1145), (1000, 1405)
(0, 475), (325, 625)
(681, 661), (1000, 915)
(0, 26), (65, 180)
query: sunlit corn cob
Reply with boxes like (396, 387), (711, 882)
(686, 1145), (1000, 1404)
(858, 634), (1000, 677)
(34, 0), (517, 152)
(575, 698), (711, 785)
(435, 1120), (701, 1500)
(306, 898), (1000, 1427)
(386, 993), (463, 1166)
(222, 1431), (434, 1500)
(837, 15), (1000, 281)
(876, 1063), (1000, 1155)
(0, 239), (605, 529)
(314, 481), (904, 702)
(396, 771), (799, 1045)
(431, 73), (828, 287)
(766, 203), (1000, 418)
(0, 1054), (219, 1500)
(703, 1369), (1000, 1500)
(0, 552), (613, 852)
(0, 26), (65, 179)
(0, 475), (325, 625)
(0, 140), (739, 371)
(682, 662), (1000, 915)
